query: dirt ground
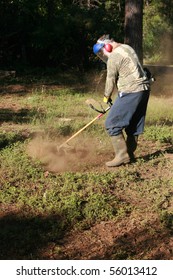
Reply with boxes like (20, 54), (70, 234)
(34, 140), (173, 260)
(1, 75), (173, 260)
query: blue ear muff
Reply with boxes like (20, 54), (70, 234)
(104, 44), (113, 52)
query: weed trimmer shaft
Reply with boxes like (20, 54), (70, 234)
(57, 100), (111, 154)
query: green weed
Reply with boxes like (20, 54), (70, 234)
(1, 88), (173, 259)
(160, 211), (173, 230)
(144, 125), (173, 143)
(0, 132), (26, 149)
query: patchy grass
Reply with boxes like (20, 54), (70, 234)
(0, 78), (173, 260)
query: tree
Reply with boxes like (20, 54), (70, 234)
(124, 0), (143, 64)
(143, 0), (173, 64)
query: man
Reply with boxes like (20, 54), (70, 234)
(93, 35), (150, 167)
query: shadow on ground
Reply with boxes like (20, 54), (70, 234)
(137, 147), (173, 162)
(0, 211), (66, 260)
(0, 209), (173, 260)
(0, 108), (44, 124)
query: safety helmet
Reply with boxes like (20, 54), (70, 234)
(93, 43), (113, 55)
(93, 35), (113, 63)
(93, 43), (112, 64)
(93, 43), (105, 54)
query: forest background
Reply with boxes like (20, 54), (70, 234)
(0, 0), (173, 74)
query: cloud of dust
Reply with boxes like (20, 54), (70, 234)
(26, 135), (101, 173)
(159, 34), (173, 65)
(146, 34), (173, 96)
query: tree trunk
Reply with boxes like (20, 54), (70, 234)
(124, 0), (143, 64)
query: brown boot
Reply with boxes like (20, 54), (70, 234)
(106, 133), (130, 167)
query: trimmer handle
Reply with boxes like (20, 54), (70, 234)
(87, 99), (112, 114)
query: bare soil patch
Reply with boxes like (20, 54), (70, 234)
(1, 80), (173, 260)
(25, 136), (173, 260)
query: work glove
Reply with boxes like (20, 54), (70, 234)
(103, 96), (113, 106)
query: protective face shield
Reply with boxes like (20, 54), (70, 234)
(93, 35), (113, 64)
(93, 43), (112, 63)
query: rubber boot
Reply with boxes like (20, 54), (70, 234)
(126, 135), (138, 161)
(106, 133), (130, 167)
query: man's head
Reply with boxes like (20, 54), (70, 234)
(93, 35), (113, 63)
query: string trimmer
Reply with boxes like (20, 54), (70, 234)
(57, 99), (112, 154)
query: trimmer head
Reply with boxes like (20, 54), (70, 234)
(85, 98), (107, 113)
(57, 143), (76, 156)
(57, 98), (112, 155)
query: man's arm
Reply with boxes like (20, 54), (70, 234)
(104, 58), (118, 98)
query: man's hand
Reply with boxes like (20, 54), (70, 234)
(103, 96), (113, 106)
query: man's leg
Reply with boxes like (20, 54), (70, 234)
(105, 91), (149, 166)
(125, 90), (150, 160)
(106, 133), (130, 167)
(126, 135), (138, 161)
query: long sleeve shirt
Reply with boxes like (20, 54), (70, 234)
(104, 44), (150, 97)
